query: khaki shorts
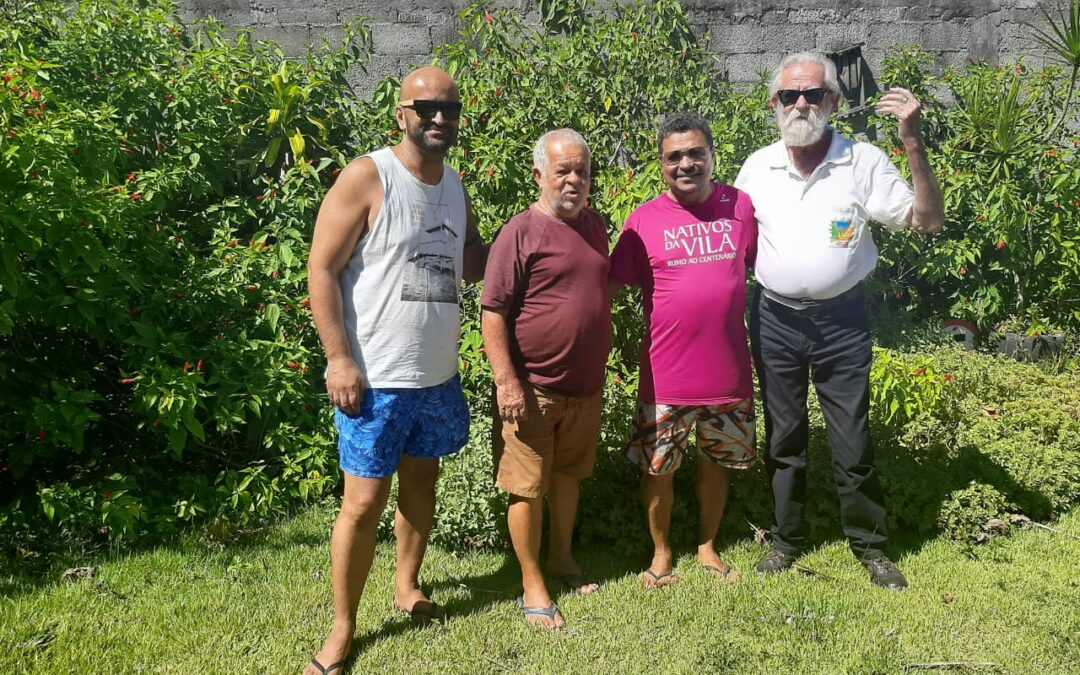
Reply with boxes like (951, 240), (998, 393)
(492, 384), (602, 498)
(626, 398), (757, 476)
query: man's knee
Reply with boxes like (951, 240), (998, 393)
(340, 477), (391, 528)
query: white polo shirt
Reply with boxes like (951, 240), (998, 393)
(734, 129), (914, 300)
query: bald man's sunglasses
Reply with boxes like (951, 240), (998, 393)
(399, 99), (463, 121)
(776, 88), (829, 106)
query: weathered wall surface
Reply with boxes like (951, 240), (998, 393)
(177, 0), (1056, 94)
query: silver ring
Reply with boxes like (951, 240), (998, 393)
(901, 96), (909, 103)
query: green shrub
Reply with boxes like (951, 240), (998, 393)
(867, 45), (1080, 335)
(0, 0), (393, 546)
(937, 482), (1014, 543)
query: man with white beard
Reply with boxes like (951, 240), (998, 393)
(735, 51), (943, 590)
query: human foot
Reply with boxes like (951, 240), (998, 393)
(393, 586), (445, 625)
(640, 568), (681, 590)
(698, 549), (740, 582)
(547, 558), (599, 596)
(516, 594), (565, 630)
(304, 622), (353, 675)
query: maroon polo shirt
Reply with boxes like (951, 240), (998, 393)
(481, 206), (612, 397)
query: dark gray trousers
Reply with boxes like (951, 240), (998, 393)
(749, 287), (887, 560)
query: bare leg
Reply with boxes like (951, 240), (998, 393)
(393, 456), (440, 614)
(641, 472), (679, 587)
(696, 460), (739, 580)
(508, 493), (563, 629)
(305, 473), (392, 675)
(546, 471), (598, 595)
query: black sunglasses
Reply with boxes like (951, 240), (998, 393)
(776, 88), (830, 106)
(399, 99), (463, 121)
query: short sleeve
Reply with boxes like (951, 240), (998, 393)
(737, 190), (758, 268)
(609, 219), (646, 287)
(481, 217), (528, 313)
(864, 149), (915, 232)
(733, 161), (750, 191)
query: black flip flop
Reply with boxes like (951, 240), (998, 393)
(310, 657), (346, 674)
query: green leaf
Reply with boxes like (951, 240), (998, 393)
(288, 128), (305, 160)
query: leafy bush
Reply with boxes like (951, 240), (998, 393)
(0, 0), (396, 546)
(867, 44), (1080, 335)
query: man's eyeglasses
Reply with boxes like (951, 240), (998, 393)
(775, 88), (830, 106)
(399, 99), (463, 121)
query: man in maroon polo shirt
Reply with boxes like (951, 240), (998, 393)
(482, 128), (611, 630)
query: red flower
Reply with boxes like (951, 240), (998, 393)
(255, 194), (265, 202)
(913, 368), (926, 377)
(130, 193), (142, 201)
(271, 270), (280, 279)
(38, 430), (46, 441)
(487, 167), (496, 178)
(331, 167), (341, 177)
(631, 31), (640, 40)
(300, 299), (311, 309)
(6, 129), (15, 138)
(894, 292), (902, 300)
(174, 291), (184, 300)
(996, 240), (1006, 250)
(227, 239), (239, 248)
(183, 362), (192, 373)
(165, 94), (174, 102)
(484, 12), (493, 23)
(29, 89), (41, 101)
(153, 420), (162, 427)
(119, 377), (137, 385)
(127, 172), (137, 182)
(247, 285), (259, 292)
(223, 97), (232, 104)
(104, 491), (112, 500)
(944, 374), (956, 383)
(959, 267), (968, 276)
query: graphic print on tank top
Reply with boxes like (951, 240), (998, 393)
(401, 197), (459, 303)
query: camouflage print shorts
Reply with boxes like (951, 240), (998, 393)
(625, 398), (757, 475)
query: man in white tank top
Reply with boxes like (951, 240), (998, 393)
(305, 66), (486, 675)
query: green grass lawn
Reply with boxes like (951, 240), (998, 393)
(3, 505), (1079, 674)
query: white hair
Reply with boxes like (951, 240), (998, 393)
(768, 51), (841, 97)
(533, 128), (590, 172)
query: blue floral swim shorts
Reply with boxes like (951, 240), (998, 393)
(334, 375), (470, 479)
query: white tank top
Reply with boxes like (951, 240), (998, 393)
(340, 147), (467, 388)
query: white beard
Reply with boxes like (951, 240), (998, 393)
(776, 105), (830, 147)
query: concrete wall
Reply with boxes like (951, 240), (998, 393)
(177, 0), (1058, 95)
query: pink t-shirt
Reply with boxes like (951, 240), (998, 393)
(610, 184), (757, 405)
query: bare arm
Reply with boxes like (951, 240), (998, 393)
(481, 308), (528, 423)
(307, 158), (381, 414)
(462, 190), (488, 283)
(877, 87), (944, 235)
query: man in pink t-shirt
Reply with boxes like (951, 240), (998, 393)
(610, 112), (758, 588)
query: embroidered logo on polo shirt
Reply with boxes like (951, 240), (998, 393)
(828, 213), (857, 248)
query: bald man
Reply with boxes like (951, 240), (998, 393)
(306, 67), (486, 674)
